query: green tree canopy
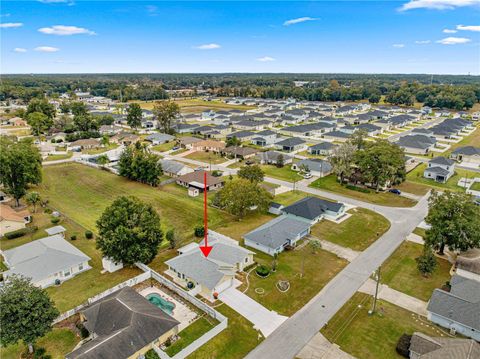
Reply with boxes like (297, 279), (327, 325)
(0, 137), (42, 206)
(238, 164), (265, 183)
(425, 191), (480, 254)
(118, 143), (163, 186)
(329, 142), (356, 184)
(153, 101), (180, 134)
(96, 196), (163, 265)
(0, 275), (59, 353)
(26, 111), (53, 136)
(214, 178), (273, 218)
(26, 98), (56, 119)
(126, 103), (143, 129)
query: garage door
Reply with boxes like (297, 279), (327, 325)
(215, 278), (233, 294)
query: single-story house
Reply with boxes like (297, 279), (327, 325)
(450, 146), (480, 165)
(66, 286), (180, 359)
(160, 159), (194, 177)
(250, 130), (277, 147)
(308, 142), (336, 156)
(423, 157), (455, 183)
(282, 196), (345, 223)
(178, 136), (203, 149)
(110, 133), (140, 146)
(175, 123), (199, 134)
(8, 117), (28, 127)
(397, 134), (436, 155)
(291, 159), (332, 178)
(227, 130), (256, 142)
(221, 146), (258, 159)
(455, 248), (480, 282)
(256, 150), (293, 165)
(408, 332), (480, 359)
(99, 125), (123, 136)
(243, 215), (311, 256)
(2, 234), (91, 288)
(165, 231), (254, 301)
(427, 275), (480, 341)
(176, 170), (224, 195)
(275, 137), (307, 152)
(0, 204), (31, 236)
(70, 138), (102, 150)
(145, 133), (175, 146)
(321, 130), (351, 142)
(191, 139), (226, 153)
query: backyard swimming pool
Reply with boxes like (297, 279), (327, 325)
(146, 293), (175, 315)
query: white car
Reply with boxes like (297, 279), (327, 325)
(303, 172), (312, 179)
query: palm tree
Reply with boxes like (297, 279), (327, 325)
(25, 192), (41, 213)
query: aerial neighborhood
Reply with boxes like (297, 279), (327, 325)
(1, 1), (480, 359)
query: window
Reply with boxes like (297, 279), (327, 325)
(79, 264), (83, 271)
(64, 270), (71, 277)
(245, 258), (248, 263)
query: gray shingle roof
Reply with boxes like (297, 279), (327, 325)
(409, 332), (480, 359)
(430, 157), (455, 166)
(309, 142), (335, 151)
(282, 196), (343, 220)
(397, 134), (436, 150)
(66, 287), (179, 359)
(295, 159), (332, 174)
(276, 137), (306, 147)
(452, 146), (480, 156)
(3, 235), (91, 283)
(243, 215), (311, 250)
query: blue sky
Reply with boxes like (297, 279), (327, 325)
(1, 0), (479, 74)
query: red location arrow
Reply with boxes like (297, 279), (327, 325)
(200, 171), (213, 257)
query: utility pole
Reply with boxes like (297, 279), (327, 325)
(369, 266), (381, 316)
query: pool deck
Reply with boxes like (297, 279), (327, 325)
(140, 286), (197, 331)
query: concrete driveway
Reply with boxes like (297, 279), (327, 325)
(219, 287), (288, 337)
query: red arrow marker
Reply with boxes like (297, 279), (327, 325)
(200, 171), (213, 257)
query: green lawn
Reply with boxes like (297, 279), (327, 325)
(260, 165), (303, 182)
(44, 152), (73, 161)
(394, 181), (430, 196)
(151, 141), (176, 152)
(245, 245), (347, 316)
(406, 163), (478, 193)
(381, 241), (452, 301)
(321, 293), (450, 359)
(0, 328), (79, 359)
(311, 208), (390, 251)
(165, 317), (216, 356)
(83, 143), (119, 155)
(444, 125), (480, 156)
(186, 305), (261, 359)
(185, 151), (227, 165)
(310, 175), (417, 207)
(470, 181), (480, 191)
(134, 98), (256, 113)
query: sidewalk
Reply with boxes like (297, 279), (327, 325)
(309, 236), (360, 262)
(297, 333), (355, 359)
(358, 279), (428, 316)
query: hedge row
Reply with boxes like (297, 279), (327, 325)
(4, 226), (38, 240)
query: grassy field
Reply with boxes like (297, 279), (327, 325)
(394, 181), (430, 196)
(165, 317), (216, 356)
(133, 98), (256, 113)
(44, 152), (73, 161)
(311, 208), (390, 251)
(310, 175), (417, 207)
(321, 293), (448, 359)
(186, 305), (261, 359)
(405, 164), (478, 193)
(381, 241), (452, 301)
(244, 245), (347, 316)
(260, 164), (303, 182)
(444, 124), (480, 156)
(83, 143), (119, 155)
(184, 151), (227, 165)
(471, 181), (480, 191)
(151, 141), (176, 152)
(0, 328), (79, 359)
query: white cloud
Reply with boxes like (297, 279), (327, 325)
(283, 17), (318, 26)
(257, 56), (275, 62)
(194, 43), (221, 50)
(415, 40), (431, 44)
(392, 43), (405, 48)
(399, 0), (479, 11)
(34, 46), (60, 52)
(443, 28), (457, 33)
(456, 24), (480, 32)
(436, 37), (471, 45)
(38, 25), (95, 35)
(146, 5), (159, 16)
(1, 13), (11, 17)
(14, 48), (27, 53)
(0, 22), (23, 28)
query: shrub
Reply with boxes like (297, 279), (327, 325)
(256, 265), (270, 277)
(4, 226), (38, 240)
(194, 225), (205, 238)
(85, 230), (93, 239)
(44, 208), (52, 214)
(33, 347), (46, 359)
(51, 217), (60, 224)
(346, 184), (371, 193)
(70, 234), (77, 241)
(80, 326), (89, 339)
(395, 334), (412, 358)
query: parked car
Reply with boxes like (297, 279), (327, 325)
(388, 188), (401, 195)
(303, 172), (312, 179)
(172, 146), (179, 150)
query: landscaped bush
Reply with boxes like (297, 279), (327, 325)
(44, 208), (52, 214)
(51, 217), (60, 224)
(256, 265), (270, 277)
(395, 334), (412, 358)
(4, 226), (38, 240)
(70, 234), (77, 241)
(194, 225), (205, 237)
(85, 230), (93, 239)
(346, 184), (371, 193)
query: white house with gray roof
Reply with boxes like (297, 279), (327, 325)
(2, 234), (91, 288)
(427, 275), (480, 341)
(159, 159), (194, 178)
(243, 215), (311, 256)
(423, 157), (455, 183)
(165, 231), (254, 301)
(282, 196), (346, 223)
(291, 159), (332, 178)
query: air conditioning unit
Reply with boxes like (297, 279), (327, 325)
(450, 327), (457, 335)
